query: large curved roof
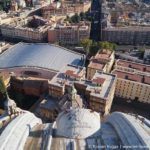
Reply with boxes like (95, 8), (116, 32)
(0, 112), (42, 150)
(0, 43), (84, 71)
(107, 112), (150, 147)
(56, 108), (100, 139)
(0, 109), (149, 150)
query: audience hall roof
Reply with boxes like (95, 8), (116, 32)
(0, 43), (84, 71)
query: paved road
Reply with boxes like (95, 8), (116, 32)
(90, 0), (101, 41)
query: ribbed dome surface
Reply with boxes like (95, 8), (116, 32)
(56, 108), (101, 139)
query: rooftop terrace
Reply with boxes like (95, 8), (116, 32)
(50, 69), (116, 99)
(50, 65), (85, 87)
(83, 72), (116, 99)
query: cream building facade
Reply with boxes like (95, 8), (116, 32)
(115, 59), (150, 75)
(48, 23), (90, 45)
(87, 49), (115, 80)
(1, 17), (49, 42)
(49, 65), (116, 115)
(112, 60), (150, 104)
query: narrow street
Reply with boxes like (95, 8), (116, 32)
(90, 0), (101, 41)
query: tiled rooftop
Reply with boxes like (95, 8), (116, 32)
(92, 77), (105, 85)
(112, 69), (150, 85)
(93, 49), (112, 60)
(88, 49), (113, 70)
(104, 26), (150, 31)
(88, 62), (104, 70)
(117, 59), (150, 73)
(95, 53), (110, 59)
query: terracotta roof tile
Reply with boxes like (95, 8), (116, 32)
(112, 70), (150, 85)
(92, 77), (105, 85)
(117, 60), (150, 72)
(65, 70), (80, 78)
(88, 62), (104, 70)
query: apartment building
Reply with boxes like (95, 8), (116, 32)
(112, 69), (150, 104)
(102, 27), (150, 45)
(1, 16), (49, 42)
(113, 59), (150, 104)
(115, 59), (150, 75)
(75, 72), (116, 115)
(49, 65), (86, 97)
(41, 2), (91, 18)
(48, 23), (90, 45)
(49, 65), (116, 115)
(87, 49), (115, 80)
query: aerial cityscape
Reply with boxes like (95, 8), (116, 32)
(0, 0), (149, 149)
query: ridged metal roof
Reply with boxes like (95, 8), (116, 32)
(0, 43), (84, 71)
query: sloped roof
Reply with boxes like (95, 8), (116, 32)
(0, 109), (150, 150)
(0, 43), (84, 71)
(56, 108), (100, 139)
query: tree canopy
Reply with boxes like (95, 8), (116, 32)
(71, 13), (81, 23)
(0, 76), (7, 99)
(65, 11), (92, 23)
(80, 38), (92, 54)
(98, 41), (117, 50)
(80, 39), (117, 56)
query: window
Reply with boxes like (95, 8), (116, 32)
(23, 71), (40, 76)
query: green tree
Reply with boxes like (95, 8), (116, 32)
(71, 13), (81, 23)
(139, 47), (145, 59)
(112, 43), (117, 50)
(80, 38), (92, 55)
(0, 76), (7, 99)
(98, 41), (105, 49)
(80, 12), (86, 21)
(98, 41), (117, 50)
(0, 5), (3, 10)
(89, 42), (99, 56)
(65, 15), (72, 23)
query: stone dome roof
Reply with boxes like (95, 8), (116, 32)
(56, 108), (101, 139)
(0, 108), (149, 150)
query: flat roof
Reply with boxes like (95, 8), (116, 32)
(50, 69), (115, 99)
(85, 72), (116, 98)
(40, 97), (58, 110)
(50, 65), (85, 87)
(0, 43), (84, 71)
